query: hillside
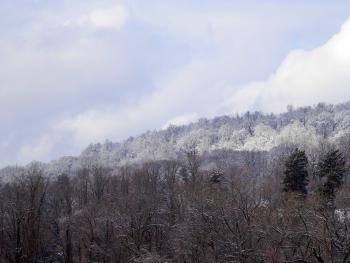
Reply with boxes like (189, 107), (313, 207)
(79, 101), (350, 165)
(1, 101), (350, 180)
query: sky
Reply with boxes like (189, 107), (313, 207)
(1, 1), (350, 166)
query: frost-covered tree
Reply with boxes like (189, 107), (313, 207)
(276, 121), (320, 151)
(282, 148), (309, 195)
(243, 124), (276, 151)
(311, 111), (336, 139)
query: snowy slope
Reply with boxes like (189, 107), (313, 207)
(2, 101), (350, 178)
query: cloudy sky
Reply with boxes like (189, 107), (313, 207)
(1, 0), (350, 166)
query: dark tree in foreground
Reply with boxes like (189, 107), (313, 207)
(318, 149), (346, 205)
(282, 148), (309, 194)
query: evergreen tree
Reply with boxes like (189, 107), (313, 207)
(282, 148), (309, 194)
(318, 149), (346, 204)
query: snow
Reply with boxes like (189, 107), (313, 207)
(1, 102), (350, 177)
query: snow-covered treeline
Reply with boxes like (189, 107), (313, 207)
(2, 101), (350, 178)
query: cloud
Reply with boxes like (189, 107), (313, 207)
(64, 4), (129, 30)
(2, 1), (350, 166)
(224, 16), (350, 113)
(17, 135), (61, 164)
(162, 113), (198, 129)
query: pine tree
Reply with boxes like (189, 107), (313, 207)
(282, 148), (309, 195)
(318, 149), (346, 204)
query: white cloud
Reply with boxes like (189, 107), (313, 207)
(64, 4), (129, 30)
(224, 16), (350, 113)
(17, 135), (61, 164)
(162, 113), (198, 129)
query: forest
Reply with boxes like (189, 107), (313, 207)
(3, 0), (350, 261)
(1, 103), (350, 262)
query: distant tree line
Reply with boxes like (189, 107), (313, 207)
(72, 102), (350, 169)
